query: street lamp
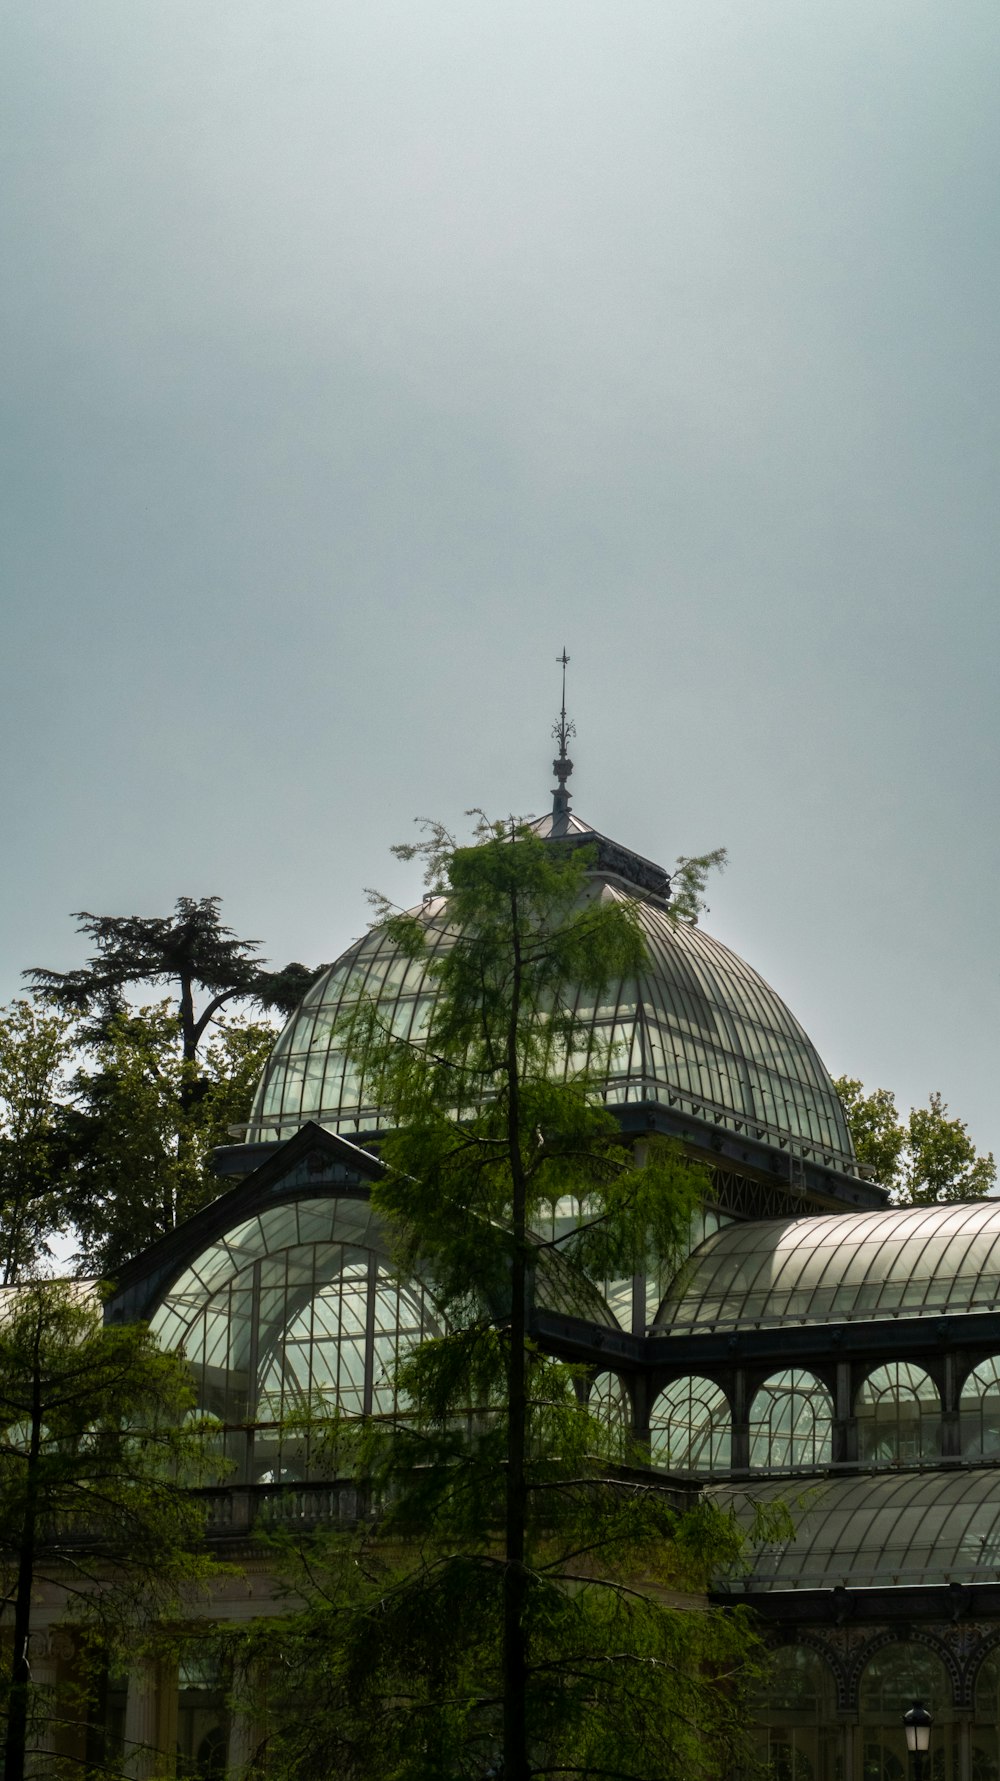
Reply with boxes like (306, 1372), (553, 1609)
(903, 1700), (932, 1781)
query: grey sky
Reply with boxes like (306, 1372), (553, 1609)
(2, 2), (998, 1162)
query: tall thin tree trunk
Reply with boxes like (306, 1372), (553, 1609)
(503, 881), (529, 1781)
(5, 1308), (43, 1781)
(178, 969), (197, 1099)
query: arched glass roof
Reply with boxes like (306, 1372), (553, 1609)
(656, 1201), (1000, 1332)
(247, 850), (855, 1169)
(714, 1469), (1000, 1591)
(151, 1194), (618, 1354)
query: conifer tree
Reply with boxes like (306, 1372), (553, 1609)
(26, 897), (324, 1076)
(250, 819), (768, 1781)
(0, 1282), (212, 1781)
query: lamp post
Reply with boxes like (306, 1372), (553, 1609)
(903, 1700), (932, 1781)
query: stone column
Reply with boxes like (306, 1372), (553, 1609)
(25, 1643), (59, 1779)
(124, 1655), (178, 1780)
(227, 1659), (267, 1781)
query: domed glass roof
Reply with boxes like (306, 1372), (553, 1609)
(247, 816), (855, 1170)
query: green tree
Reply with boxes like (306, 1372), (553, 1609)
(26, 897), (324, 1084)
(835, 1076), (996, 1204)
(0, 1281), (211, 1781)
(250, 819), (767, 1781)
(0, 1001), (75, 1285)
(62, 1003), (276, 1274)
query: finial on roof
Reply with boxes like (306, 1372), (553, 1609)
(551, 647), (575, 825)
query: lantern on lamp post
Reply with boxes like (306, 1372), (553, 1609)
(902, 1700), (932, 1781)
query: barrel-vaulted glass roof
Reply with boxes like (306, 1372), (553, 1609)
(656, 1201), (1000, 1333)
(714, 1469), (1000, 1592)
(247, 837), (855, 1170)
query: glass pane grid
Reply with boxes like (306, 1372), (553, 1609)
(656, 1202), (1000, 1332)
(246, 882), (858, 1165)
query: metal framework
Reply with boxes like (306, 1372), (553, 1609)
(246, 875), (856, 1169)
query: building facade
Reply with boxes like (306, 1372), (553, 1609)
(72, 788), (1000, 1780)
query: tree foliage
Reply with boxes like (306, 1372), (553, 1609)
(0, 1282), (212, 1781)
(0, 984), (277, 1278)
(26, 897), (324, 1070)
(0, 1003), (75, 1285)
(835, 1076), (996, 1205)
(247, 819), (765, 1781)
(669, 847), (728, 926)
(62, 1003), (276, 1274)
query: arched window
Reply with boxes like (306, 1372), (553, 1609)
(150, 1199), (442, 1484)
(858, 1641), (955, 1780)
(588, 1371), (631, 1436)
(961, 1358), (1000, 1459)
(972, 1647), (1000, 1781)
(749, 1370), (832, 1471)
(756, 1644), (839, 1781)
(855, 1363), (940, 1466)
(649, 1376), (731, 1472)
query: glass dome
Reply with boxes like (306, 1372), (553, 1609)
(656, 1200), (1000, 1333)
(247, 830), (855, 1169)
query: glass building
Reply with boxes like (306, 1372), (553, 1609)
(95, 776), (1000, 1781)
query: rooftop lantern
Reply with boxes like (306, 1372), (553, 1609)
(903, 1700), (932, 1780)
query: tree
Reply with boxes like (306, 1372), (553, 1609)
(248, 819), (768, 1781)
(0, 1281), (212, 1781)
(26, 897), (324, 1082)
(62, 1003), (277, 1274)
(0, 1001), (75, 1285)
(24, 895), (315, 1270)
(835, 1076), (996, 1204)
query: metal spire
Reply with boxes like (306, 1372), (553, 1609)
(551, 647), (575, 826)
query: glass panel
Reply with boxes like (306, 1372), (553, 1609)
(246, 884), (858, 1160)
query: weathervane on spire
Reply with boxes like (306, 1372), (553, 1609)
(551, 647), (575, 823)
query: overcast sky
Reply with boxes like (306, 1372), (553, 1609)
(2, 1), (998, 1164)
